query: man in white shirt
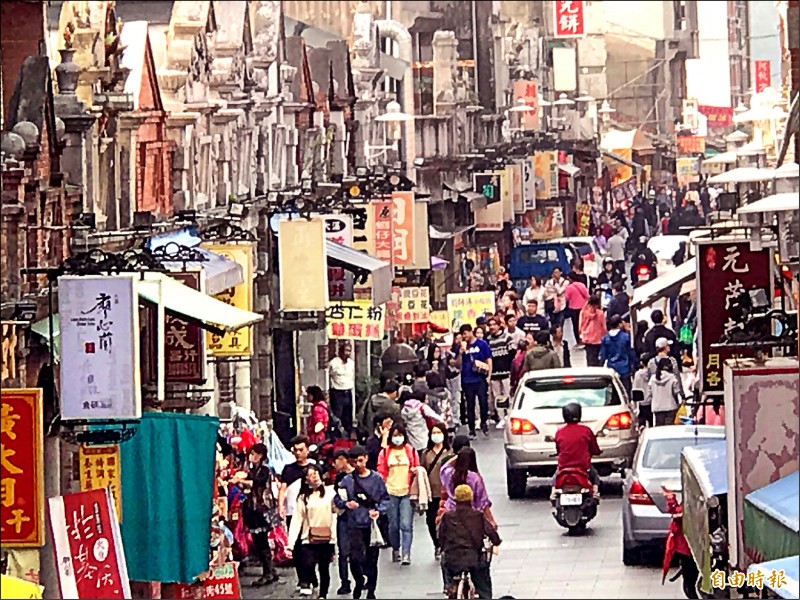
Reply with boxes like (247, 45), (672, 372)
(606, 228), (626, 277)
(329, 343), (356, 437)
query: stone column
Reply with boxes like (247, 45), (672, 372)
(433, 31), (458, 117)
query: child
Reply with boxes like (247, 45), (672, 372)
(632, 354), (651, 429)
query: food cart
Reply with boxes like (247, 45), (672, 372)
(681, 440), (729, 597)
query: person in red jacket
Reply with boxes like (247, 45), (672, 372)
(553, 402), (601, 498)
(307, 386), (330, 444)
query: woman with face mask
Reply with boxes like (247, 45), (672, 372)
(287, 465), (337, 599)
(420, 425), (450, 560)
(376, 423), (419, 565)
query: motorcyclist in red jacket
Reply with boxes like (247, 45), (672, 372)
(552, 402), (602, 498)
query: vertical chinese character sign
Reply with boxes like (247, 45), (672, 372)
(396, 287), (431, 324)
(164, 271), (205, 383)
(554, 0), (585, 38)
(391, 191), (415, 267)
(202, 244), (255, 357)
(323, 215), (355, 302)
(473, 173), (504, 231)
(78, 445), (122, 523)
(49, 488), (131, 599)
(522, 157), (536, 210)
(58, 276), (141, 421)
(0, 388), (44, 547)
(696, 242), (772, 396)
(754, 60), (771, 93)
(372, 200), (395, 266)
(512, 80), (540, 130)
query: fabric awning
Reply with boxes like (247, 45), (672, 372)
(747, 556), (799, 599)
(743, 471), (799, 566)
(429, 224), (475, 240)
(601, 150), (643, 170)
(738, 193), (799, 215)
(325, 241), (392, 306)
(138, 273), (263, 332)
(600, 127), (653, 153)
(631, 258), (696, 309)
(147, 229), (245, 295)
(681, 441), (727, 498)
(558, 163), (581, 176)
(702, 151), (737, 165)
(708, 167), (776, 184)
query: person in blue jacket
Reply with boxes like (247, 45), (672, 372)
(600, 315), (636, 399)
(334, 445), (390, 600)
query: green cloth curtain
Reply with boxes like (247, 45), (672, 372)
(743, 499), (800, 565)
(120, 412), (219, 583)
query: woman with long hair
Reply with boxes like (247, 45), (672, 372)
(287, 465), (337, 598)
(377, 422), (419, 565)
(420, 425), (450, 560)
(439, 447), (496, 528)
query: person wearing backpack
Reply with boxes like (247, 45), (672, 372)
(420, 425), (450, 561)
(358, 380), (401, 439)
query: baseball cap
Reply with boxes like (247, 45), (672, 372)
(655, 337), (673, 350)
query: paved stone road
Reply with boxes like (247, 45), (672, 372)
(243, 333), (683, 598)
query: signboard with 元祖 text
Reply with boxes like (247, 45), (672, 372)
(696, 241), (772, 397)
(49, 488), (131, 599)
(446, 292), (496, 331)
(554, 0), (585, 38)
(372, 200), (394, 266)
(0, 388), (44, 547)
(326, 301), (386, 341)
(391, 191), (416, 267)
(202, 244), (254, 357)
(164, 271), (205, 383)
(395, 287), (431, 324)
(323, 214), (355, 302)
(78, 445), (122, 523)
(58, 276), (141, 421)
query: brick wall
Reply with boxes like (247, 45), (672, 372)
(0, 1), (46, 117)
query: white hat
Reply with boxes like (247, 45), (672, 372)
(656, 337), (673, 350)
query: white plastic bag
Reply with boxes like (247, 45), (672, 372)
(267, 429), (295, 474)
(369, 518), (385, 547)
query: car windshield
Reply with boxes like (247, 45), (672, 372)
(518, 247), (559, 264)
(520, 376), (621, 409)
(574, 243), (593, 256)
(640, 436), (722, 470)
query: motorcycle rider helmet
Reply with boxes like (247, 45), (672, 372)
(603, 257), (614, 268)
(562, 402), (582, 424)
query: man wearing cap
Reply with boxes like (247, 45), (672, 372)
(647, 337), (680, 380)
(644, 309), (679, 362)
(438, 484), (502, 599)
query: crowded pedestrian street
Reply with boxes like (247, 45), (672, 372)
(1, 1), (799, 599)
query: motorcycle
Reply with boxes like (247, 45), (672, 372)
(550, 467), (598, 535)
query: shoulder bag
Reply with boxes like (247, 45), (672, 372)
(302, 495), (332, 543)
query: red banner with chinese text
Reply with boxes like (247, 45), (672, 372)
(696, 242), (772, 396)
(372, 200), (394, 267)
(754, 60), (771, 93)
(697, 105), (733, 129)
(165, 562), (242, 599)
(49, 488), (130, 598)
(677, 135), (706, 155)
(0, 388), (44, 547)
(554, 0), (585, 38)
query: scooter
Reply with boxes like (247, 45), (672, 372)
(550, 467), (598, 535)
(662, 489), (700, 599)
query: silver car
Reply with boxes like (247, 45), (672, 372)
(621, 425), (725, 565)
(504, 367), (638, 499)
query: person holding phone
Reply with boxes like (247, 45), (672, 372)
(458, 324), (493, 439)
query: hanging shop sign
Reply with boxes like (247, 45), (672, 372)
(754, 60), (771, 93)
(676, 157), (701, 186)
(553, 0), (585, 38)
(278, 219), (328, 311)
(677, 135), (706, 155)
(0, 574), (43, 598)
(78, 445), (122, 523)
(446, 292), (496, 331)
(58, 275), (141, 421)
(395, 287), (431, 324)
(350, 204), (375, 301)
(164, 271), (205, 383)
(513, 207), (565, 243)
(0, 388), (44, 547)
(610, 178), (638, 204)
(324, 214), (355, 302)
(372, 200), (395, 266)
(576, 203), (592, 236)
(473, 172), (503, 231)
(533, 152), (553, 200)
(203, 244), (254, 357)
(326, 301), (386, 341)
(512, 80), (540, 130)
(696, 241), (772, 397)
(498, 169), (514, 223)
(521, 158), (536, 211)
(697, 105), (733, 129)
(49, 488), (131, 599)
(391, 192), (416, 267)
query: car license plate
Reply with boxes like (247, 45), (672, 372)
(560, 493), (583, 506)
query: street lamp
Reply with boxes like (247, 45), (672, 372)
(598, 99), (616, 132)
(367, 100), (413, 161)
